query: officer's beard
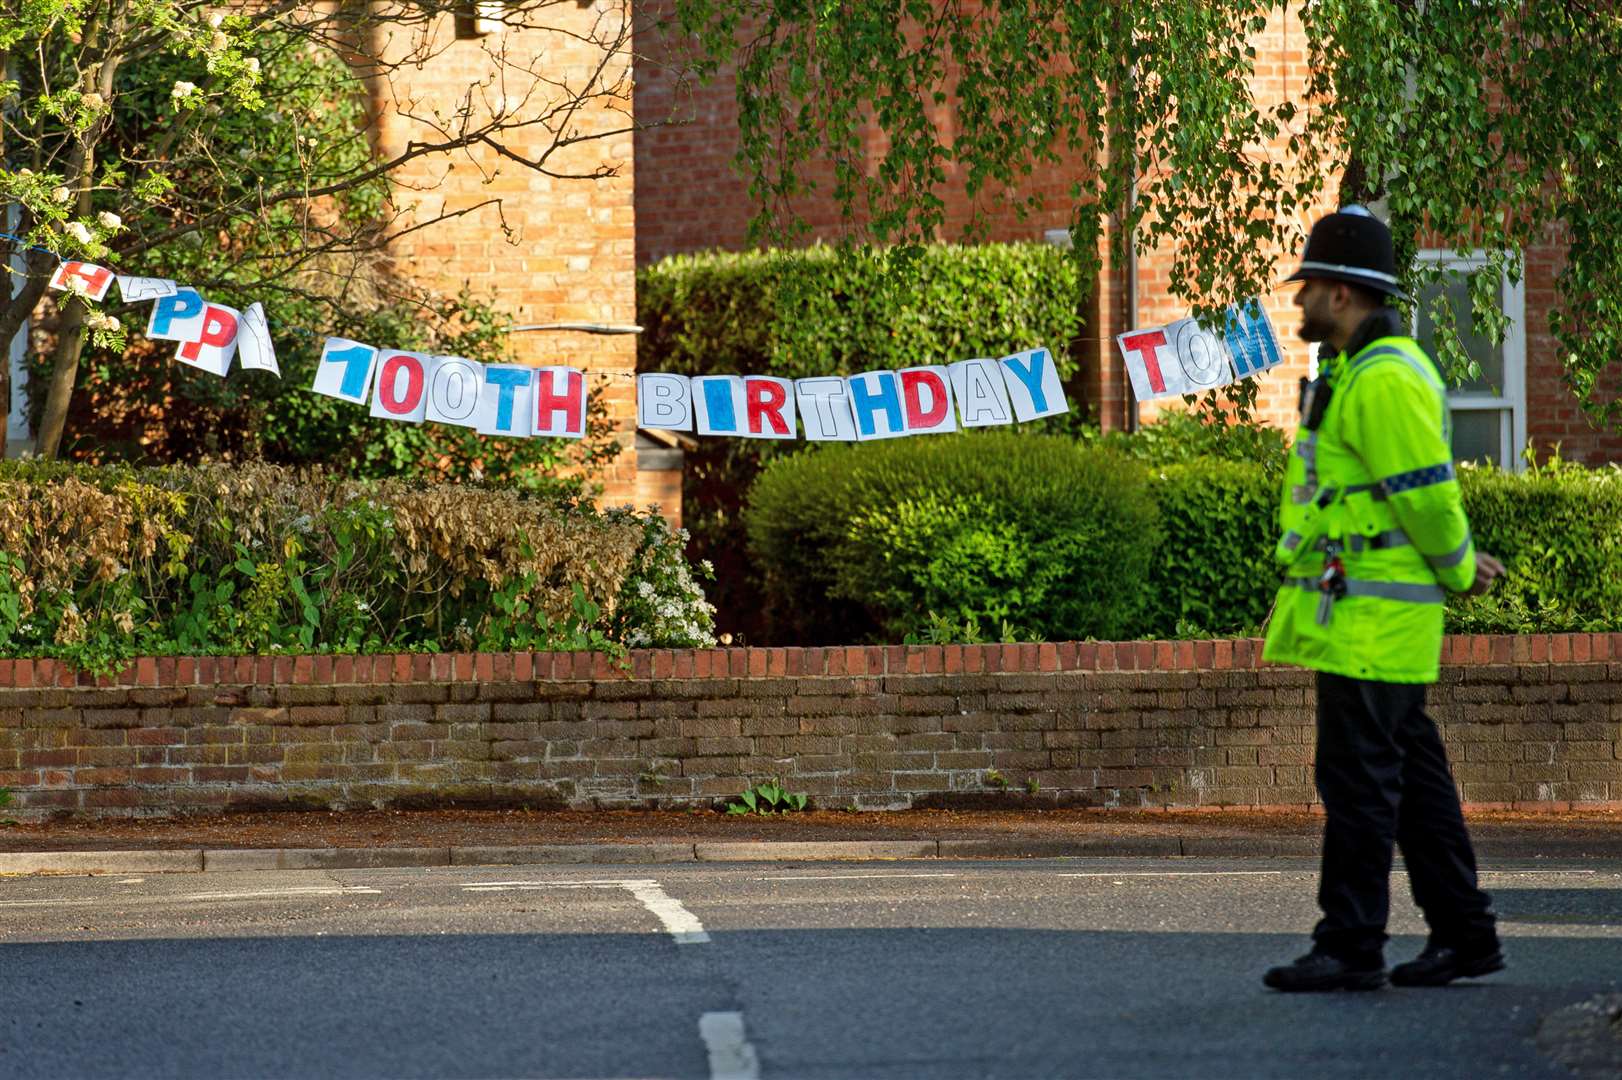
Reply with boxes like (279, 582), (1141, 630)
(1297, 312), (1336, 343)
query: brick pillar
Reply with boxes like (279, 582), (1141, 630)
(367, 2), (640, 508)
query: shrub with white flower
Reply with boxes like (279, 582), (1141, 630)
(609, 511), (717, 649)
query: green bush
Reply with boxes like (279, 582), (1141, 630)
(638, 243), (1084, 380)
(1084, 410), (1290, 476)
(1140, 458), (1279, 638)
(1449, 453), (1622, 632)
(744, 432), (1160, 644)
(638, 242), (1087, 641)
(0, 460), (715, 673)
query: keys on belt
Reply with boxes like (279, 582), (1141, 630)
(1317, 541), (1347, 626)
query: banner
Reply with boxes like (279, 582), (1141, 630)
(1116, 301), (1284, 402)
(38, 259), (1081, 444)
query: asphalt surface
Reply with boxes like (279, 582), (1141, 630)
(3, 858), (1620, 1079)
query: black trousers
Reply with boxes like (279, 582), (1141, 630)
(1312, 672), (1497, 958)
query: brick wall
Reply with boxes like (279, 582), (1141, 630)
(4, 635), (1621, 819)
(372, 5), (642, 506)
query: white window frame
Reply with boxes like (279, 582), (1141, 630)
(1414, 249), (1526, 473)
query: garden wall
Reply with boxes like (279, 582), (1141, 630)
(3, 635), (1621, 819)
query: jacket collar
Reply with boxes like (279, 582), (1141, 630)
(1342, 307), (1406, 361)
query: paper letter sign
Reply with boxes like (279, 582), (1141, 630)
(314, 337), (378, 404)
(236, 303), (279, 376)
(948, 359), (1013, 428)
(742, 376), (797, 440)
(370, 352), (431, 422)
(427, 357), (482, 428)
(693, 376), (743, 436)
(1166, 317), (1231, 393)
(900, 366), (957, 434)
(117, 276), (177, 303)
(847, 371), (907, 440)
(477, 365), (534, 437)
(1224, 302), (1283, 377)
(637, 373), (693, 431)
(999, 348), (1068, 422)
(794, 378), (858, 441)
(49, 261), (114, 301)
(1118, 299), (1284, 401)
(177, 303), (240, 377)
(147, 288), (205, 343)
(533, 366), (586, 439)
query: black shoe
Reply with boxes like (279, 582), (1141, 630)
(1263, 950), (1387, 992)
(1389, 942), (1505, 987)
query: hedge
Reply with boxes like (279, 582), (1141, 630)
(638, 242), (1087, 642)
(742, 430), (1622, 643)
(0, 461), (715, 672)
(744, 433), (1160, 644)
(637, 243), (1085, 380)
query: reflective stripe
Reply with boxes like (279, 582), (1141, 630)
(1345, 342), (1452, 444)
(1292, 485), (1316, 504)
(1282, 531), (1304, 552)
(1423, 534), (1473, 571)
(1381, 461), (1455, 495)
(1286, 577), (1445, 604)
(1297, 433), (1318, 488)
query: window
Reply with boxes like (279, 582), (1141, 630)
(454, 0), (506, 39)
(1413, 250), (1526, 471)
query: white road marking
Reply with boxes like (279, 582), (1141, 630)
(760, 872), (960, 881)
(116, 878), (144, 884)
(700, 1011), (760, 1080)
(0, 897), (98, 908)
(181, 886), (381, 901)
(460, 878), (710, 944)
(1056, 871), (1285, 878)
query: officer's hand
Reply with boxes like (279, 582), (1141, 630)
(1468, 552), (1506, 596)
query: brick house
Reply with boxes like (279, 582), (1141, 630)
(365, 3), (1618, 531)
(630, 3), (1620, 473)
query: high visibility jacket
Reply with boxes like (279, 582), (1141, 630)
(1261, 319), (1476, 684)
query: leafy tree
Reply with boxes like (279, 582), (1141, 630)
(665, 0), (1622, 421)
(1, 0), (638, 471)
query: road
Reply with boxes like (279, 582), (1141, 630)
(2, 858), (1619, 1078)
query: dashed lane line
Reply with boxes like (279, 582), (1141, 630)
(758, 872), (960, 882)
(700, 1011), (761, 1080)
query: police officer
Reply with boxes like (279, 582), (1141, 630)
(1260, 206), (1508, 992)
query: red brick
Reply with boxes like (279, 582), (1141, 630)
(1153, 642), (1174, 670)
(393, 655), (412, 682)
(291, 656), (312, 683)
(632, 651), (653, 680)
(827, 648), (847, 676)
(781, 648), (802, 676)
(273, 657), (295, 683)
(1020, 643), (1040, 671)
(454, 653), (474, 681)
(1001, 644), (1021, 672)
(136, 657), (159, 687)
(0, 659), (12, 687)
(885, 645), (905, 673)
(234, 657), (254, 683)
(256, 656), (275, 684)
(1530, 635), (1550, 663)
(514, 651), (535, 682)
(175, 657), (195, 685)
(801, 648), (823, 676)
(334, 655), (355, 684)
(1193, 641), (1214, 669)
(906, 648), (925, 675)
(1096, 643), (1118, 671)
(1076, 642), (1098, 670)
(674, 650), (696, 678)
(1552, 635), (1571, 663)
(1572, 634), (1592, 662)
(531, 652), (555, 680)
(924, 646), (945, 674)
(592, 652), (618, 679)
(157, 657), (178, 685)
(690, 650), (710, 678)
(944, 646), (963, 674)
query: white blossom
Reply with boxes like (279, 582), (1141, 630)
(171, 81), (198, 101)
(97, 211), (121, 229)
(51, 186), (72, 203)
(65, 221), (92, 244)
(81, 92), (105, 111)
(211, 31), (228, 51)
(207, 10), (225, 27)
(244, 57), (260, 74)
